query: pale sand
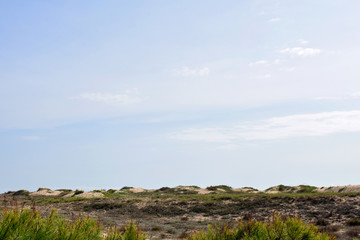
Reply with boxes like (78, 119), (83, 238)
(30, 189), (62, 196)
(76, 192), (104, 198)
(129, 188), (146, 193)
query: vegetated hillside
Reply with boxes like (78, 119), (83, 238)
(2, 185), (360, 240)
(0, 208), (334, 240)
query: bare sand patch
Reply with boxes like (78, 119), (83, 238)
(196, 188), (211, 194)
(76, 192), (104, 198)
(317, 185), (360, 193)
(233, 188), (258, 193)
(30, 189), (62, 197)
(129, 188), (146, 193)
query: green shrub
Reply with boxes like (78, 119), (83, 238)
(278, 185), (296, 192)
(74, 189), (84, 195)
(206, 186), (217, 191)
(56, 189), (72, 192)
(37, 188), (52, 192)
(214, 185), (232, 191)
(0, 208), (102, 240)
(105, 222), (146, 240)
(298, 185), (317, 193)
(0, 208), (147, 240)
(186, 215), (335, 240)
(107, 189), (117, 194)
(12, 190), (30, 196)
(151, 226), (162, 231)
(347, 218), (360, 226)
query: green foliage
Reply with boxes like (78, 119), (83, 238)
(278, 184), (296, 192)
(151, 226), (162, 231)
(298, 185), (317, 193)
(12, 190), (30, 196)
(0, 208), (102, 240)
(37, 188), (52, 192)
(36, 196), (87, 205)
(0, 208), (146, 240)
(347, 218), (360, 226)
(105, 222), (146, 240)
(74, 189), (84, 195)
(186, 215), (335, 240)
(214, 185), (233, 192)
(206, 186), (218, 191)
(55, 189), (72, 192)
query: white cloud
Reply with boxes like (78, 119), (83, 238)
(172, 128), (232, 143)
(280, 67), (296, 72)
(268, 18), (281, 23)
(217, 144), (237, 150)
(252, 74), (272, 80)
(172, 66), (210, 77)
(316, 91), (360, 101)
(171, 110), (360, 142)
(256, 74), (272, 79)
(72, 89), (141, 105)
(280, 47), (321, 57)
(350, 92), (360, 98)
(22, 136), (40, 141)
(298, 39), (309, 44)
(248, 60), (268, 67)
(273, 59), (282, 64)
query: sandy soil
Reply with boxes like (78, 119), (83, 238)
(30, 189), (62, 197)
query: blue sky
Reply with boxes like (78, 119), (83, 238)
(1, 0), (360, 192)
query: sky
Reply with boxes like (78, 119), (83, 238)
(1, 0), (360, 193)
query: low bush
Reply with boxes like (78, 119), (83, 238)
(151, 226), (162, 231)
(12, 190), (30, 196)
(347, 218), (360, 226)
(107, 189), (117, 194)
(298, 185), (317, 193)
(187, 214), (335, 240)
(74, 189), (84, 195)
(0, 208), (102, 239)
(105, 222), (146, 240)
(214, 185), (233, 191)
(0, 208), (146, 240)
(206, 186), (217, 191)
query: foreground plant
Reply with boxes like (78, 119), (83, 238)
(0, 208), (145, 240)
(187, 214), (335, 240)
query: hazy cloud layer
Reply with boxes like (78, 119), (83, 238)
(72, 89), (141, 105)
(298, 39), (309, 44)
(22, 136), (40, 141)
(172, 66), (210, 77)
(248, 60), (268, 67)
(316, 91), (360, 101)
(268, 18), (281, 23)
(171, 110), (360, 142)
(280, 47), (321, 57)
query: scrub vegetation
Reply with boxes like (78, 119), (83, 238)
(0, 207), (146, 240)
(2, 185), (360, 239)
(0, 208), (334, 240)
